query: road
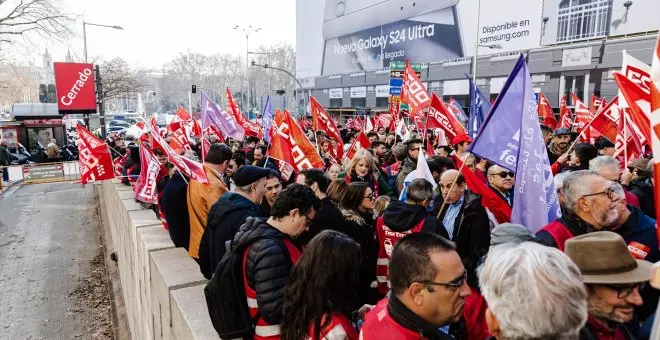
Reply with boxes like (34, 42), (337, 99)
(0, 182), (113, 339)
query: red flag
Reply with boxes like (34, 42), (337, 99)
(345, 131), (371, 160)
(310, 96), (344, 158)
(269, 110), (324, 171)
(455, 157), (511, 224)
(146, 124), (208, 183)
(353, 117), (364, 131)
(572, 93), (594, 132)
(176, 107), (192, 121)
(168, 121), (192, 152)
(590, 98), (620, 143)
(133, 143), (167, 204)
(76, 125), (115, 184)
(537, 91), (557, 130)
(375, 114), (391, 130)
(558, 95), (573, 129)
(401, 59), (431, 119)
(426, 92), (467, 139)
(614, 112), (645, 162)
(226, 88), (260, 138)
(590, 95), (605, 114)
(614, 72), (652, 144)
(201, 138), (212, 161)
(191, 119), (202, 138)
(389, 97), (401, 131)
(345, 118), (355, 130)
(136, 121), (145, 130)
(649, 32), (660, 247)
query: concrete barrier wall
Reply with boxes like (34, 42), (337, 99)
(100, 179), (220, 340)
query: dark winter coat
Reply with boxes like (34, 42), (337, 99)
(438, 190), (491, 289)
(382, 200), (446, 236)
(199, 192), (262, 279)
(160, 172), (190, 250)
(232, 217), (300, 325)
(628, 179), (655, 218)
(340, 208), (382, 305)
(297, 197), (346, 246)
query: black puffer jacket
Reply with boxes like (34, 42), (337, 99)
(383, 200), (447, 236)
(628, 179), (655, 218)
(199, 192), (262, 279)
(232, 217), (299, 325)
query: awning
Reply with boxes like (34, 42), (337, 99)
(12, 103), (61, 118)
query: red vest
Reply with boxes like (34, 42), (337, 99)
(306, 313), (359, 340)
(243, 238), (301, 339)
(539, 220), (575, 251)
(375, 216), (425, 294)
(360, 299), (427, 340)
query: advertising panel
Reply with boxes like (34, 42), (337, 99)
(541, 0), (660, 45)
(53, 62), (97, 114)
(296, 0), (545, 78)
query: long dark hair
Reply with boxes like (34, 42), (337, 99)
(342, 182), (370, 213)
(281, 231), (361, 340)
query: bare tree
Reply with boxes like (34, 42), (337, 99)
(0, 0), (74, 50)
(97, 58), (145, 100)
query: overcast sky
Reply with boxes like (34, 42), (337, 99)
(35, 0), (296, 68)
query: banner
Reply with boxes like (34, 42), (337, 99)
(54, 62), (97, 113)
(401, 60), (431, 119)
(200, 91), (244, 140)
(133, 143), (165, 204)
(426, 92), (467, 139)
(269, 110), (324, 171)
(76, 125), (115, 184)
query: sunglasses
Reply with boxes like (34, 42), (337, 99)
(492, 171), (515, 179)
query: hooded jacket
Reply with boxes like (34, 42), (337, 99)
(199, 192), (262, 279)
(382, 200), (446, 236)
(232, 217), (301, 325)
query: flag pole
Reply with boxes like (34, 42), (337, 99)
(563, 112), (600, 156)
(436, 160), (468, 219)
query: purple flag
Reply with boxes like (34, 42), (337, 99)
(200, 91), (245, 140)
(262, 95), (273, 143)
(470, 55), (559, 232)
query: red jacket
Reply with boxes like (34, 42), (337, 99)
(360, 299), (422, 340)
(463, 287), (490, 340)
(306, 314), (358, 340)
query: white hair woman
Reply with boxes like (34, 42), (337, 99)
(478, 242), (587, 339)
(339, 149), (392, 198)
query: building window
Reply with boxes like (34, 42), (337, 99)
(351, 98), (366, 108)
(556, 0), (611, 42)
(376, 97), (389, 108)
(329, 99), (342, 108)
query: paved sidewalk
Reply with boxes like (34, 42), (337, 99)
(0, 182), (112, 339)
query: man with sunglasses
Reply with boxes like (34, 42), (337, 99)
(565, 232), (652, 340)
(536, 170), (621, 251)
(487, 165), (515, 206)
(361, 232), (471, 340)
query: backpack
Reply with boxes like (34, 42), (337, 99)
(204, 235), (284, 339)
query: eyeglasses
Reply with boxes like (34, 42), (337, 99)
(417, 273), (467, 289)
(604, 282), (646, 299)
(582, 186), (616, 201)
(301, 212), (313, 226)
(492, 171), (515, 179)
(363, 192), (375, 200)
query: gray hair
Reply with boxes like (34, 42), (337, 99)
(589, 156), (619, 172)
(562, 170), (601, 213)
(406, 178), (434, 203)
(553, 171), (571, 190)
(479, 242), (587, 340)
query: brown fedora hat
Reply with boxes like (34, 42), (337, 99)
(565, 231), (652, 284)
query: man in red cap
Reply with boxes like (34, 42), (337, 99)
(451, 134), (472, 166)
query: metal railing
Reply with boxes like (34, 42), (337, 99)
(1, 161), (81, 188)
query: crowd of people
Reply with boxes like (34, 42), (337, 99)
(110, 121), (659, 340)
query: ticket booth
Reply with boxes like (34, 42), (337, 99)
(11, 103), (66, 153)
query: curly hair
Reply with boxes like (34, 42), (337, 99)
(345, 149), (379, 180)
(280, 230), (361, 340)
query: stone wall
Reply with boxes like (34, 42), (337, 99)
(99, 179), (220, 340)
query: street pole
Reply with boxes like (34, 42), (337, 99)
(94, 65), (106, 138)
(189, 90), (193, 113)
(471, 0), (482, 105)
(246, 33), (250, 114)
(83, 22), (87, 63)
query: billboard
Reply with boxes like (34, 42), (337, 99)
(54, 62), (97, 114)
(541, 0), (660, 45)
(296, 0), (545, 78)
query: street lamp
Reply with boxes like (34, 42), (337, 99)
(251, 61), (306, 116)
(233, 25), (261, 113)
(248, 51), (272, 96)
(471, 41), (502, 117)
(83, 21), (124, 63)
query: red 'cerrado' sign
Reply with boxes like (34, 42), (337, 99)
(54, 62), (97, 114)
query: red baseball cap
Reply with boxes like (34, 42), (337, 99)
(451, 134), (473, 146)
